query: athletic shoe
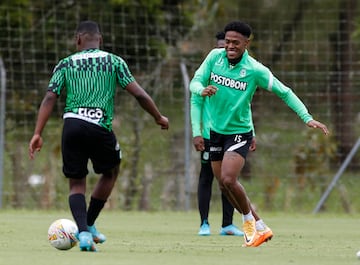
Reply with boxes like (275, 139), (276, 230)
(242, 219), (260, 247)
(198, 220), (211, 236)
(219, 224), (244, 236)
(88, 225), (106, 244)
(252, 226), (274, 247)
(78, 231), (97, 252)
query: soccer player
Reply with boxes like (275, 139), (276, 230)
(29, 21), (169, 252)
(191, 31), (243, 236)
(192, 30), (271, 239)
(215, 31), (226, 48)
(190, 21), (329, 247)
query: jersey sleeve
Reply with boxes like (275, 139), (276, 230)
(190, 92), (204, 137)
(189, 49), (219, 95)
(47, 59), (67, 95)
(256, 64), (313, 124)
(115, 57), (135, 88)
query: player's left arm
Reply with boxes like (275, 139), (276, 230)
(189, 49), (219, 96)
(306, 120), (329, 135)
(256, 66), (329, 135)
(249, 137), (256, 152)
(190, 93), (205, 151)
(273, 83), (329, 135)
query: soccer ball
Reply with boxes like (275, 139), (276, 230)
(48, 219), (78, 250)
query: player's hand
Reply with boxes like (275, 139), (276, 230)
(193, 136), (205, 151)
(307, 120), (329, 135)
(156, 115), (169, 130)
(249, 137), (256, 152)
(29, 134), (43, 159)
(201, 85), (218, 97)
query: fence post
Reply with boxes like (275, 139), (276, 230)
(313, 137), (360, 213)
(0, 57), (6, 208)
(180, 60), (191, 211)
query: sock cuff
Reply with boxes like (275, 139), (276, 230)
(69, 193), (85, 198)
(90, 196), (107, 204)
(242, 211), (254, 222)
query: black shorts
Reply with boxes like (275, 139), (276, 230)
(61, 118), (121, 179)
(209, 130), (253, 161)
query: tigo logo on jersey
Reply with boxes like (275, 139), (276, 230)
(78, 107), (104, 121)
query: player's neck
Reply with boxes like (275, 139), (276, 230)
(227, 54), (243, 66)
(80, 41), (100, 51)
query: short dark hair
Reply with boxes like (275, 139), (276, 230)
(76, 20), (101, 34)
(215, 31), (225, 40)
(224, 21), (252, 38)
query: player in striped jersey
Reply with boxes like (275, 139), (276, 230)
(190, 21), (328, 247)
(29, 21), (168, 251)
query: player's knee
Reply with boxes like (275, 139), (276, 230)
(103, 165), (119, 179)
(220, 175), (237, 190)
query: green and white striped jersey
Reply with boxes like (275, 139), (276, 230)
(190, 48), (313, 135)
(48, 48), (135, 131)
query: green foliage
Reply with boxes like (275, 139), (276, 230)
(294, 129), (337, 179)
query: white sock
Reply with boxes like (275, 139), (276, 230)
(243, 211), (254, 222)
(255, 219), (266, 230)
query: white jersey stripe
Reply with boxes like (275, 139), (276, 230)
(267, 72), (274, 91)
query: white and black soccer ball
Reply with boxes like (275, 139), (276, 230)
(48, 219), (78, 250)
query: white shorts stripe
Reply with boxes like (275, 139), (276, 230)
(226, 140), (247, 152)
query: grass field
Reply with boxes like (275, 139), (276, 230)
(0, 210), (359, 265)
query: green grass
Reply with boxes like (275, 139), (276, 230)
(1, 210), (359, 265)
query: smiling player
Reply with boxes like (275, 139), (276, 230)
(190, 21), (328, 247)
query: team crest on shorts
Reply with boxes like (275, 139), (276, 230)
(202, 151), (209, 160)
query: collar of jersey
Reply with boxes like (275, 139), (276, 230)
(223, 49), (248, 68)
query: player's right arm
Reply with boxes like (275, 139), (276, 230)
(114, 55), (168, 130)
(29, 91), (57, 159)
(190, 93), (205, 151)
(190, 49), (219, 96)
(125, 81), (169, 130)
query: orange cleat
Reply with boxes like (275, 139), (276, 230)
(252, 226), (273, 247)
(242, 219), (261, 247)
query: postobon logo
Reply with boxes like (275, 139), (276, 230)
(210, 72), (247, 90)
(78, 108), (104, 120)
